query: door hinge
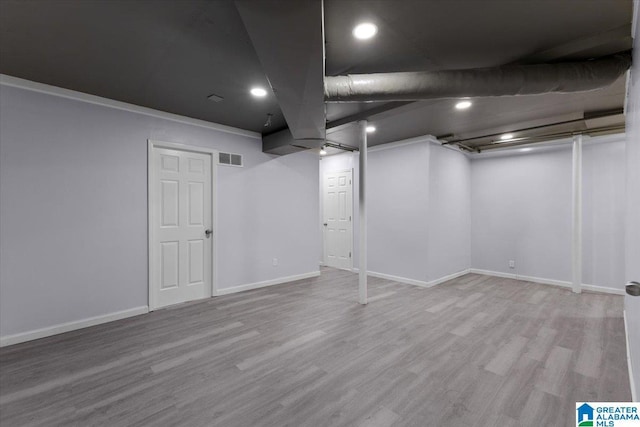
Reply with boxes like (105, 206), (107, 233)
(349, 215), (352, 221)
(349, 252), (351, 258)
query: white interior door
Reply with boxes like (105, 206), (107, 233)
(323, 170), (353, 270)
(150, 146), (212, 309)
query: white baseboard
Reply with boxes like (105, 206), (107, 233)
(351, 268), (470, 289)
(469, 268), (517, 279)
(215, 271), (321, 296)
(469, 269), (626, 295)
(624, 310), (638, 402)
(366, 270), (430, 288)
(427, 269), (471, 287)
(0, 306), (149, 348)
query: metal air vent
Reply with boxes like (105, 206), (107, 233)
(219, 152), (243, 167)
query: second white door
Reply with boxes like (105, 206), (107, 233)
(151, 146), (213, 309)
(323, 170), (353, 270)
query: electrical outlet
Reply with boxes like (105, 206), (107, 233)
(272, 258), (278, 266)
(509, 260), (515, 269)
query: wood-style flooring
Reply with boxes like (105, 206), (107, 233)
(0, 269), (631, 426)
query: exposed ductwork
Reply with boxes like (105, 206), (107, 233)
(324, 52), (632, 102)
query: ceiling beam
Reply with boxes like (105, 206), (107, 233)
(236, 0), (325, 145)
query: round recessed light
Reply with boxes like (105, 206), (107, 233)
(455, 100), (472, 110)
(366, 125), (376, 133)
(353, 23), (378, 40)
(319, 146), (327, 156)
(520, 147), (532, 152)
(250, 87), (267, 97)
(500, 133), (514, 140)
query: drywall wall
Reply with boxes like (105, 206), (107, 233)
(624, 0), (640, 399)
(368, 142), (430, 281)
(427, 143), (471, 281)
(320, 139), (471, 284)
(0, 83), (319, 339)
(471, 146), (574, 282)
(471, 136), (627, 291)
(582, 139), (626, 289)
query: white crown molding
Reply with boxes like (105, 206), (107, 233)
(0, 74), (261, 140)
(368, 134), (436, 153)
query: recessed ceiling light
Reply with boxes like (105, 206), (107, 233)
(319, 146), (327, 156)
(353, 23), (378, 40)
(250, 87), (267, 97)
(520, 147), (532, 152)
(366, 125), (376, 133)
(500, 133), (514, 140)
(455, 100), (472, 110)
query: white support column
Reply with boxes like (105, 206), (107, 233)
(571, 134), (583, 294)
(358, 120), (368, 304)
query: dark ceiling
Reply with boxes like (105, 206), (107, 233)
(0, 0), (634, 150)
(0, 0), (286, 132)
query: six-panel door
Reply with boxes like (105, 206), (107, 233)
(153, 147), (212, 309)
(324, 170), (353, 270)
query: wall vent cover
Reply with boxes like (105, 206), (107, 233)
(219, 152), (243, 167)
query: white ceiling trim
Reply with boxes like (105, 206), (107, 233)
(468, 132), (626, 159)
(0, 74), (261, 140)
(368, 134), (438, 153)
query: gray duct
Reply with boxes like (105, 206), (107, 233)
(324, 52), (631, 102)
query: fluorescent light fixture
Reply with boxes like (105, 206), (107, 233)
(366, 125), (376, 133)
(455, 100), (472, 110)
(520, 147), (532, 152)
(319, 146), (327, 156)
(500, 133), (514, 140)
(353, 23), (378, 40)
(250, 87), (267, 97)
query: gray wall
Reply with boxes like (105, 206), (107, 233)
(368, 142), (430, 281)
(427, 143), (471, 281)
(583, 139), (627, 289)
(320, 139), (471, 284)
(0, 84), (319, 338)
(470, 136), (627, 291)
(471, 146), (573, 281)
(625, 0), (640, 398)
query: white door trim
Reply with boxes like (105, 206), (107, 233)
(323, 169), (354, 270)
(148, 139), (218, 310)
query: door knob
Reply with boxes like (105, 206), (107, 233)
(627, 281), (640, 296)
(205, 229), (212, 237)
(323, 223), (328, 226)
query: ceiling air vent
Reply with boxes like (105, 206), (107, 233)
(219, 152), (243, 167)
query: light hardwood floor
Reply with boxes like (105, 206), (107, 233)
(0, 269), (631, 426)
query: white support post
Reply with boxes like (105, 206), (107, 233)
(358, 120), (368, 304)
(571, 134), (583, 294)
